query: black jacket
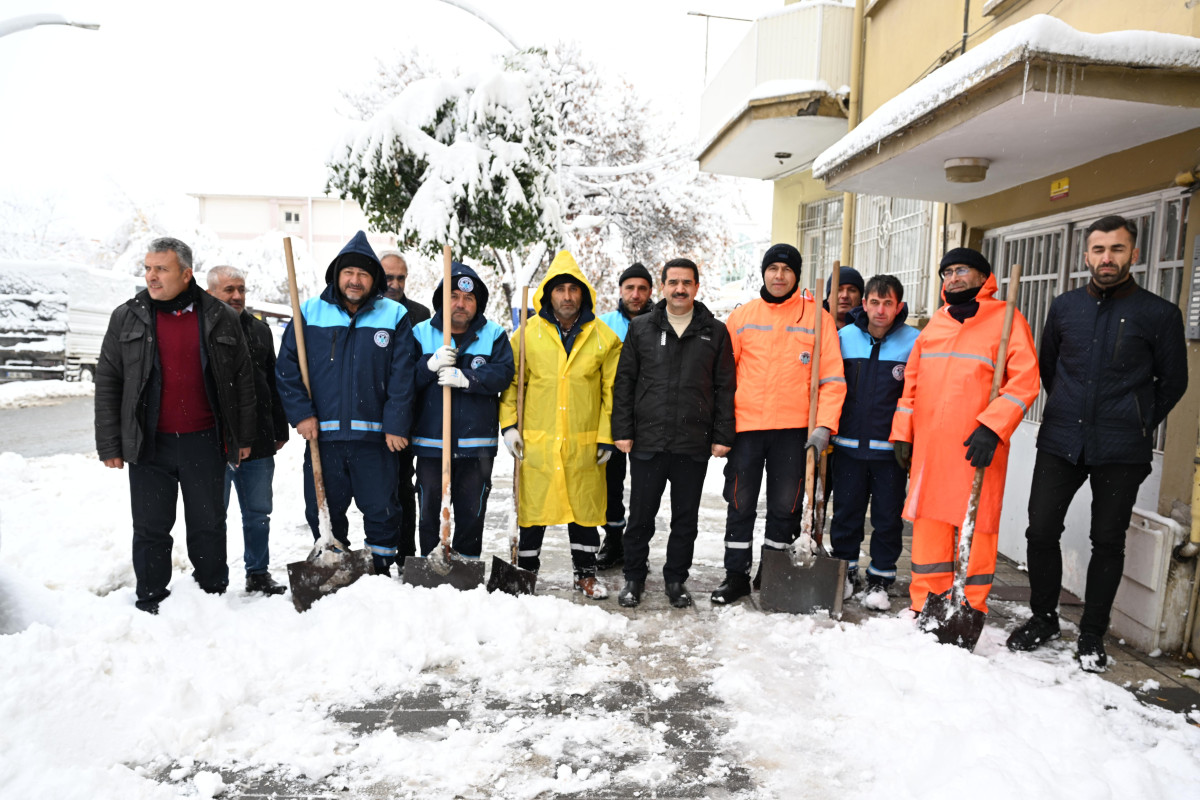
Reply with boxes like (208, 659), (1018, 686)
(401, 296), (431, 325)
(1036, 280), (1187, 465)
(611, 299), (736, 457)
(239, 310), (290, 461)
(95, 287), (256, 465)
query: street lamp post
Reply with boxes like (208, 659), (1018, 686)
(0, 13), (100, 39)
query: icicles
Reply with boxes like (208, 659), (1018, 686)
(1021, 59), (1030, 104)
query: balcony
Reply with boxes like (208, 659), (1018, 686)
(697, 1), (854, 181)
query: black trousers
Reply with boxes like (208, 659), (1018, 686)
(129, 429), (228, 606)
(518, 523), (599, 576)
(604, 449), (628, 531)
(622, 452), (709, 584)
(415, 455), (493, 558)
(721, 428), (807, 575)
(1025, 449), (1152, 636)
(829, 454), (907, 584)
(393, 448), (418, 559)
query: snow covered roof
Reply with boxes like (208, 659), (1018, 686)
(814, 15), (1200, 195)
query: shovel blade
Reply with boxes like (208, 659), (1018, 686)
(918, 591), (986, 651)
(486, 556), (537, 596)
(759, 548), (846, 616)
(286, 548), (375, 613)
(402, 554), (486, 591)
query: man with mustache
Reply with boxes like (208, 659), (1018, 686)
(276, 231), (418, 576)
(1006, 215), (1187, 671)
(596, 263), (654, 571)
(610, 258), (735, 607)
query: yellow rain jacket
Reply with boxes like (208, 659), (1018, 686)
(500, 252), (621, 526)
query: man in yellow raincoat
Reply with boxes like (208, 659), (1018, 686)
(500, 251), (622, 599)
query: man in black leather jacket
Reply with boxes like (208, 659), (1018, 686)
(95, 237), (255, 614)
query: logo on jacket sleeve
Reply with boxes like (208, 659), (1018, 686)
(374, 330), (391, 348)
(892, 364), (905, 381)
(471, 355), (486, 369)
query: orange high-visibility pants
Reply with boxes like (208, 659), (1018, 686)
(909, 518), (998, 614)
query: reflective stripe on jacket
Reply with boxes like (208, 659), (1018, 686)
(725, 290), (846, 433)
(889, 274), (1039, 536)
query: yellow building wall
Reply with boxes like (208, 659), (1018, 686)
(860, 0), (1200, 119)
(771, 171), (841, 246)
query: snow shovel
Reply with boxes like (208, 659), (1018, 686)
(403, 245), (486, 591)
(760, 261), (846, 616)
(918, 262), (1024, 651)
(281, 237), (375, 612)
(487, 286), (537, 596)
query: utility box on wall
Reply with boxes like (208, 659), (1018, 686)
(1109, 509), (1190, 654)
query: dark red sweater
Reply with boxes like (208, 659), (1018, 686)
(155, 308), (216, 433)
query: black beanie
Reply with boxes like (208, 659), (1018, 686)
(618, 263), (653, 287)
(761, 243), (803, 277)
(940, 247), (991, 278)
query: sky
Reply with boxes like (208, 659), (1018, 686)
(0, 0), (779, 236)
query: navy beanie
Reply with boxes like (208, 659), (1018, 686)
(618, 263), (653, 287)
(825, 266), (865, 297)
(761, 243), (803, 277)
(940, 247), (991, 278)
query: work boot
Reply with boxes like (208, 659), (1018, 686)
(665, 582), (693, 609)
(574, 574), (609, 600)
(618, 580), (644, 608)
(595, 528), (624, 571)
(372, 555), (393, 578)
(1077, 633), (1108, 672)
(752, 563), (762, 591)
(710, 572), (751, 605)
(245, 572), (287, 596)
(1005, 613), (1061, 652)
(861, 579), (890, 612)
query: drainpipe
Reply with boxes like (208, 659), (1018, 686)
(839, 0), (866, 265)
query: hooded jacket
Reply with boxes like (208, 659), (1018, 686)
(95, 284), (256, 465)
(611, 299), (736, 457)
(833, 304), (919, 461)
(725, 288), (846, 433)
(276, 231), (418, 441)
(499, 251), (622, 526)
(411, 262), (515, 458)
(889, 274), (1039, 536)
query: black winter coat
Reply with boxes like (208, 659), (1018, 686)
(1036, 280), (1187, 465)
(95, 288), (257, 465)
(239, 310), (290, 461)
(611, 300), (736, 458)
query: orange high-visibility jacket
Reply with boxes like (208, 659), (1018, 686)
(889, 274), (1039, 536)
(726, 290), (846, 433)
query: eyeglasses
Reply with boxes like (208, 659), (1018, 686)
(939, 266), (974, 279)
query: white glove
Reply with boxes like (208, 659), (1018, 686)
(503, 428), (524, 459)
(806, 426), (831, 453)
(437, 366), (470, 389)
(426, 344), (456, 373)
(596, 448), (612, 465)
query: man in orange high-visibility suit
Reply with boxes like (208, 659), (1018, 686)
(890, 248), (1038, 616)
(711, 243), (846, 605)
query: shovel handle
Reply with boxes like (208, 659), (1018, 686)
(441, 245), (453, 552)
(512, 285), (529, 563)
(284, 238), (330, 533)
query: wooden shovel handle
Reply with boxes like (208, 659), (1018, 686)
(441, 245), (453, 551)
(284, 238), (329, 522)
(512, 286), (529, 562)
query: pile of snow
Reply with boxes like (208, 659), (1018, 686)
(814, 14), (1200, 178)
(0, 379), (94, 409)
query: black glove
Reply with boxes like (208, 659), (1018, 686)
(893, 441), (912, 471)
(963, 424), (1000, 468)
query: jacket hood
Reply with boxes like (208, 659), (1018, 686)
(939, 272), (998, 305)
(534, 251), (596, 315)
(431, 261), (489, 320)
(849, 301), (910, 336)
(324, 230), (385, 295)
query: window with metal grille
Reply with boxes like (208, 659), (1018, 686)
(851, 195), (935, 316)
(982, 189), (1188, 451)
(796, 196), (842, 291)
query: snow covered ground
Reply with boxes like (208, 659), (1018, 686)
(1, 437), (1199, 798)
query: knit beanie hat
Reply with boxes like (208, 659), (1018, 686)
(618, 263), (653, 287)
(761, 243), (803, 277)
(939, 247), (991, 278)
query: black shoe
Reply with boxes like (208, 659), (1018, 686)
(665, 582), (693, 609)
(246, 572), (287, 596)
(1005, 613), (1061, 652)
(136, 590), (169, 614)
(372, 555), (394, 577)
(596, 529), (624, 571)
(710, 572), (751, 605)
(618, 580), (644, 608)
(752, 563), (762, 591)
(1077, 633), (1108, 672)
